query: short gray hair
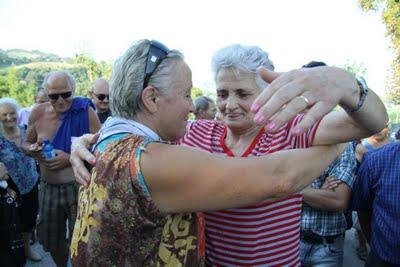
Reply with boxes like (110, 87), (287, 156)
(211, 44), (275, 90)
(42, 70), (76, 93)
(194, 96), (214, 115)
(0, 97), (20, 112)
(110, 39), (184, 119)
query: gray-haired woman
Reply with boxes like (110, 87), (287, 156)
(0, 98), (42, 262)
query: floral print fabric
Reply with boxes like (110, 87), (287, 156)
(0, 132), (38, 195)
(71, 134), (204, 266)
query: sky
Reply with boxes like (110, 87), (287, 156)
(0, 0), (393, 97)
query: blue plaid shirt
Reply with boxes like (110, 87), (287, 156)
(352, 143), (400, 264)
(301, 143), (357, 236)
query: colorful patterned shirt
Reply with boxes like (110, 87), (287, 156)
(0, 132), (38, 195)
(71, 133), (204, 266)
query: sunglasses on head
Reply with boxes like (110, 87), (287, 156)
(93, 93), (109, 101)
(48, 91), (72, 101)
(142, 40), (171, 89)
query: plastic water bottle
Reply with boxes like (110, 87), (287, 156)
(43, 140), (56, 159)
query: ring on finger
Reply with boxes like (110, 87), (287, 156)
(299, 95), (311, 107)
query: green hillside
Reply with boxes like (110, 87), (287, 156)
(0, 48), (68, 68)
(0, 49), (111, 107)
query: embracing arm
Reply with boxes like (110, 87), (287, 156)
(313, 88), (387, 145)
(141, 143), (345, 213)
(252, 67), (388, 144)
(308, 73), (387, 145)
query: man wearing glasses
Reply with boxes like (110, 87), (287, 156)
(22, 70), (101, 267)
(90, 78), (112, 124)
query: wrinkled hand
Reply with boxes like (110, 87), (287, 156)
(43, 149), (70, 170)
(321, 177), (342, 190)
(70, 133), (99, 187)
(0, 162), (9, 180)
(251, 67), (359, 135)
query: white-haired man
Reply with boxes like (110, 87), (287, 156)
(22, 71), (100, 267)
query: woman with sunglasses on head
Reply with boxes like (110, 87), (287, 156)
(0, 97), (42, 263)
(69, 39), (388, 266)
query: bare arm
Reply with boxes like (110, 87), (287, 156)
(313, 86), (387, 145)
(141, 143), (345, 213)
(302, 180), (352, 212)
(22, 106), (43, 160)
(88, 107), (101, 134)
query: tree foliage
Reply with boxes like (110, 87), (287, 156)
(191, 87), (204, 99)
(358, 0), (400, 104)
(0, 52), (112, 106)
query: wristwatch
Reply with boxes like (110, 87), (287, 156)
(350, 76), (369, 113)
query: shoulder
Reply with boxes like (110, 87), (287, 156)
(29, 102), (49, 122)
(364, 143), (399, 162)
(187, 120), (225, 134)
(72, 97), (95, 110)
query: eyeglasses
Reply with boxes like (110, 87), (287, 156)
(93, 93), (109, 101)
(143, 40), (170, 89)
(48, 91), (72, 101)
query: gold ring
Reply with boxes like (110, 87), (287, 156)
(299, 95), (310, 106)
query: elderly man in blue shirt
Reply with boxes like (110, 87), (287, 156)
(352, 143), (400, 267)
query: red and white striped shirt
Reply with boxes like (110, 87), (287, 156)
(180, 115), (320, 267)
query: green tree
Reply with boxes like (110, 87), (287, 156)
(341, 60), (368, 76)
(0, 67), (36, 106)
(191, 87), (204, 99)
(73, 54), (112, 96)
(358, 0), (400, 104)
(0, 49), (113, 107)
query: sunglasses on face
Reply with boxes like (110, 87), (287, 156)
(93, 93), (109, 101)
(48, 91), (72, 101)
(142, 40), (171, 89)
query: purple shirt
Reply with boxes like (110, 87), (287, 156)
(51, 97), (94, 154)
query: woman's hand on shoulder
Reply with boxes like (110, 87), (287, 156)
(70, 133), (98, 187)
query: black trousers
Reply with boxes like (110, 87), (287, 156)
(365, 250), (400, 267)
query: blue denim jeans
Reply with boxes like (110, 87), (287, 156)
(300, 235), (345, 267)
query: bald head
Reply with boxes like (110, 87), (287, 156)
(92, 79), (109, 93)
(91, 78), (110, 113)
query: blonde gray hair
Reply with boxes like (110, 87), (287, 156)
(110, 39), (184, 119)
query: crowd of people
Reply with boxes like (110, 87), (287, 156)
(0, 39), (399, 267)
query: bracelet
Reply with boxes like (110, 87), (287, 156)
(350, 78), (369, 113)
